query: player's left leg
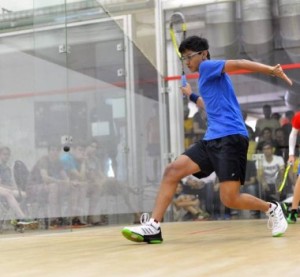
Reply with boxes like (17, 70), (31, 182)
(219, 181), (287, 237)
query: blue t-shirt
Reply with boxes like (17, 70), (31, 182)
(60, 152), (79, 173)
(198, 60), (248, 140)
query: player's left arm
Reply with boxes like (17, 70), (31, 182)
(223, 60), (293, 86)
(181, 83), (205, 109)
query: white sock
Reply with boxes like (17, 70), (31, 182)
(266, 203), (277, 215)
(150, 218), (160, 228)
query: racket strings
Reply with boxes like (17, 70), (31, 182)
(169, 12), (186, 59)
(169, 12), (187, 86)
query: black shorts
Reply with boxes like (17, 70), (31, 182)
(183, 134), (249, 185)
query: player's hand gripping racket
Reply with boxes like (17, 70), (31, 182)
(169, 12), (187, 87)
(278, 163), (292, 193)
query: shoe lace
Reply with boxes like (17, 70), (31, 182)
(140, 213), (150, 225)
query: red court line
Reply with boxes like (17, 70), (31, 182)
(0, 78), (157, 101)
(164, 62), (300, 81)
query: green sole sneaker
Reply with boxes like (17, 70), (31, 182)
(273, 232), (284, 237)
(121, 228), (163, 244)
(287, 217), (297, 224)
(122, 229), (145, 243)
(286, 210), (298, 224)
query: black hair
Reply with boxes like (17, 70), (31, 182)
(262, 141), (273, 149)
(179, 36), (210, 59)
(285, 110), (294, 119)
(262, 127), (272, 133)
(263, 104), (271, 109)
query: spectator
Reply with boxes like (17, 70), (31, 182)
(85, 141), (140, 225)
(183, 106), (194, 149)
(256, 127), (278, 153)
(0, 146), (25, 199)
(28, 145), (71, 225)
(242, 110), (254, 136)
(242, 160), (260, 218)
(0, 146), (35, 226)
(182, 174), (210, 216)
(271, 112), (281, 122)
(256, 142), (285, 202)
(172, 182), (207, 221)
(255, 104), (280, 141)
(60, 142), (88, 225)
(184, 173), (216, 219)
(84, 140), (107, 225)
(146, 104), (161, 182)
(274, 127), (289, 162)
(193, 108), (207, 142)
(247, 128), (257, 161)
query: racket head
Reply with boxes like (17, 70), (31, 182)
(169, 12), (187, 58)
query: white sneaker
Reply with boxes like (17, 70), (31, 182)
(267, 202), (288, 237)
(122, 217), (163, 244)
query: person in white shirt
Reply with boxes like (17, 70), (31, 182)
(256, 142), (284, 202)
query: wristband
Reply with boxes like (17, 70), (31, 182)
(189, 93), (199, 104)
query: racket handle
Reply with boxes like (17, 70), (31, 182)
(181, 74), (187, 87)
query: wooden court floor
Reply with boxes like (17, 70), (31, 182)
(0, 219), (300, 277)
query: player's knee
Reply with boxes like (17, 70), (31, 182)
(220, 194), (237, 208)
(163, 163), (182, 181)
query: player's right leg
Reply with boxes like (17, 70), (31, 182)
(121, 154), (201, 244)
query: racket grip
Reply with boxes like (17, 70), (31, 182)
(181, 74), (187, 87)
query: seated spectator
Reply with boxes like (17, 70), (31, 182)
(256, 142), (285, 202)
(281, 110), (294, 143)
(242, 110), (254, 137)
(241, 159), (260, 218)
(243, 160), (258, 196)
(271, 112), (281, 121)
(274, 127), (289, 162)
(99, 177), (140, 223)
(255, 104), (280, 141)
(211, 178), (234, 220)
(146, 104), (160, 182)
(60, 142), (88, 225)
(247, 128), (257, 161)
(0, 186), (27, 221)
(184, 106), (194, 149)
(0, 146), (35, 226)
(183, 173), (218, 215)
(193, 108), (207, 142)
(172, 182), (207, 221)
(256, 127), (278, 153)
(28, 144), (72, 225)
(84, 140), (108, 225)
(0, 146), (26, 199)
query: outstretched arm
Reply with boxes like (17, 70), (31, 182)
(224, 60), (293, 86)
